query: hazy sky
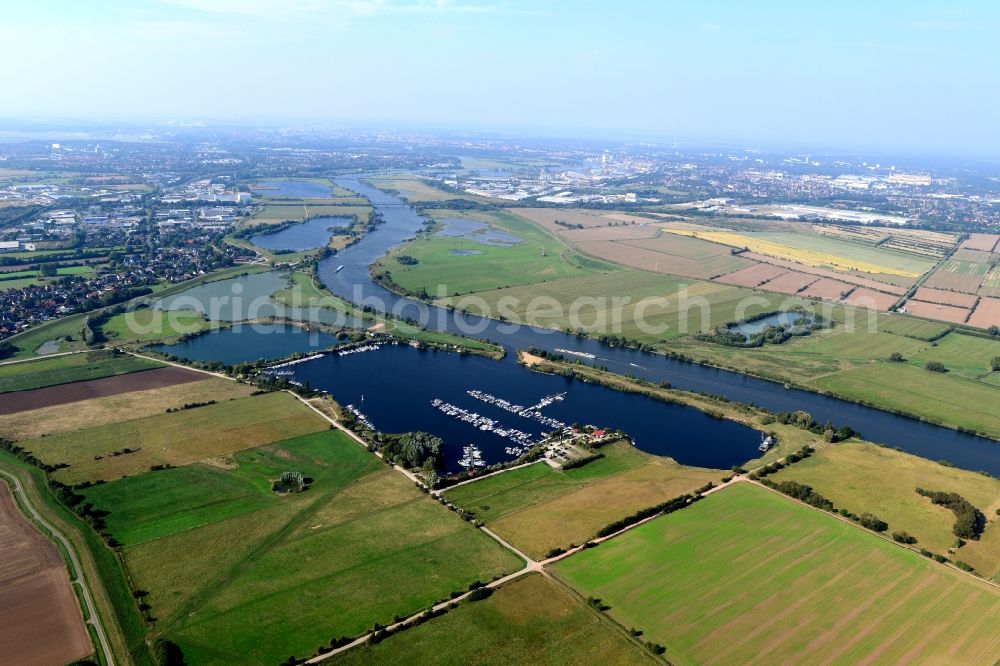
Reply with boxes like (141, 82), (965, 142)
(3, 1), (998, 154)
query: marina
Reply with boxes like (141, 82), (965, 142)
(467, 389), (567, 430)
(431, 398), (535, 447)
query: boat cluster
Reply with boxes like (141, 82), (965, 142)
(268, 353), (325, 369)
(337, 342), (391, 357)
(431, 398), (534, 446)
(346, 404), (374, 430)
(466, 390), (567, 430)
(458, 444), (486, 469)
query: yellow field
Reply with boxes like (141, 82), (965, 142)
(665, 229), (924, 277)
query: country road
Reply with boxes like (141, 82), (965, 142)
(0, 468), (115, 666)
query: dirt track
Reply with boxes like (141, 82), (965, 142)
(0, 484), (92, 666)
(0, 366), (204, 415)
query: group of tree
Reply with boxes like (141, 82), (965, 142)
(379, 431), (443, 470)
(915, 487), (985, 539)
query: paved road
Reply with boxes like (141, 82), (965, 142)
(0, 468), (115, 666)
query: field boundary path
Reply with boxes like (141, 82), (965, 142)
(0, 468), (115, 666)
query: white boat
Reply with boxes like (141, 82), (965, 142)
(555, 348), (596, 359)
(335, 265), (345, 272)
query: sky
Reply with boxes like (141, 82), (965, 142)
(2, 0), (999, 155)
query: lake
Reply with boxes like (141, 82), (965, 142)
(291, 344), (761, 473)
(252, 179), (332, 198)
(249, 216), (352, 252)
(436, 217), (523, 245)
(151, 323), (340, 365)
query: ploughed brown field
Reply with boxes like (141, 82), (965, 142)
(912, 286), (980, 309)
(0, 484), (91, 666)
(0, 366), (204, 415)
(840, 287), (899, 311)
(968, 297), (1000, 329)
(716, 263), (785, 287)
(799, 277), (853, 301)
(961, 233), (1000, 252)
(757, 270), (817, 294)
(904, 299), (972, 324)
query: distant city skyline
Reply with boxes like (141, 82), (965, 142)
(3, 1), (999, 155)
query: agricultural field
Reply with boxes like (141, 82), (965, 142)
(979, 266), (1000, 298)
(961, 233), (1000, 252)
(0, 375), (255, 440)
(665, 228), (935, 278)
(20, 391), (328, 483)
(768, 442), (1000, 555)
(553, 482), (1000, 665)
(0, 351), (162, 393)
(374, 209), (621, 297)
(903, 299), (972, 324)
(0, 483), (93, 666)
(924, 259), (991, 294)
(87, 431), (523, 664)
(331, 574), (653, 665)
(0, 365), (204, 415)
(446, 443), (722, 559)
(968, 297), (1000, 329)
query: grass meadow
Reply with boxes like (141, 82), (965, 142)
(92, 431), (523, 664)
(22, 391), (328, 483)
(330, 574), (653, 665)
(554, 482), (1000, 665)
(769, 442), (1000, 555)
(446, 444), (722, 559)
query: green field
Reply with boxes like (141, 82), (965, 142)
(22, 391), (328, 483)
(910, 331), (1000, 379)
(92, 431), (523, 664)
(554, 483), (1000, 665)
(97, 308), (215, 344)
(814, 361), (1000, 438)
(878, 314), (953, 340)
(331, 574), (652, 665)
(374, 209), (622, 297)
(443, 269), (794, 340)
(447, 444), (721, 558)
(0, 351), (162, 393)
(769, 442), (1000, 554)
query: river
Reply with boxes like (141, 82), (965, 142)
(158, 174), (1000, 476)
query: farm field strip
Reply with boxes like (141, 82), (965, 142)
(0, 365), (205, 415)
(0, 351), (163, 394)
(21, 391), (329, 483)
